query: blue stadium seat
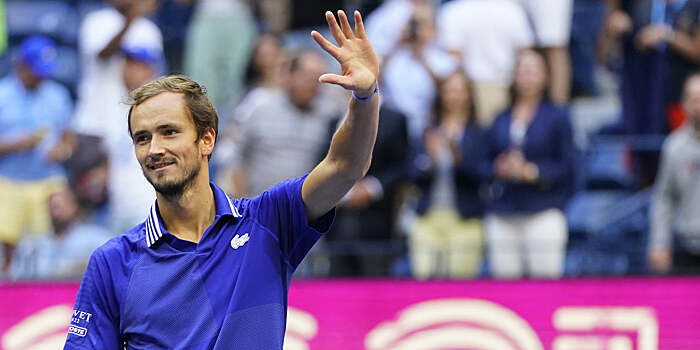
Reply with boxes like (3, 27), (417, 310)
(7, 1), (80, 46)
(584, 139), (637, 190)
(564, 190), (651, 276)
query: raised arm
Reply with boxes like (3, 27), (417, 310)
(302, 10), (380, 221)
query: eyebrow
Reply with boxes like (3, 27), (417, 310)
(132, 123), (182, 137)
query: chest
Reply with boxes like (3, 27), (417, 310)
(120, 220), (287, 346)
(493, 116), (558, 158)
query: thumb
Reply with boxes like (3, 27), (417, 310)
(319, 74), (353, 89)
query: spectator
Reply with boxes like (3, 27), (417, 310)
(409, 70), (487, 279)
(105, 46), (160, 232)
(485, 49), (575, 279)
(437, 0), (534, 127)
(236, 34), (290, 124)
(11, 188), (112, 280)
(518, 0), (574, 104)
(184, 0), (256, 110)
(213, 34), (290, 193)
(649, 73), (700, 275)
(72, 0), (162, 139)
(602, 0), (700, 186)
(229, 50), (340, 197)
(365, 0), (428, 59)
(328, 105), (410, 277)
(0, 36), (73, 274)
(379, 3), (458, 143)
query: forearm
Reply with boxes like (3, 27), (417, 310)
(668, 32), (700, 64)
(98, 20), (132, 60)
(325, 95), (380, 179)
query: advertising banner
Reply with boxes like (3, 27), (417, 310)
(1, 278), (699, 349)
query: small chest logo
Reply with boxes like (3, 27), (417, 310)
(230, 233), (250, 250)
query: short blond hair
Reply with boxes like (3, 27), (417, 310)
(126, 75), (219, 145)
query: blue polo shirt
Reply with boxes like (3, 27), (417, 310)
(64, 174), (334, 349)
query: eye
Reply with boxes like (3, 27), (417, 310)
(164, 129), (177, 136)
(135, 135), (150, 145)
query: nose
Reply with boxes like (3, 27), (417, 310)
(148, 135), (166, 156)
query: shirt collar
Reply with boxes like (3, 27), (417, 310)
(145, 182), (242, 248)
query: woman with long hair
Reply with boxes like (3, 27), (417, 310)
(485, 49), (575, 279)
(409, 70), (488, 279)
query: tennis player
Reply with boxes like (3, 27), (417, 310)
(64, 10), (378, 349)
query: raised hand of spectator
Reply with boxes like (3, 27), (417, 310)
(648, 247), (672, 274)
(636, 24), (673, 51)
(606, 10), (633, 37)
(126, 0), (159, 22)
(311, 10), (379, 98)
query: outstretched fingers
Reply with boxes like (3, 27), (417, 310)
(353, 10), (366, 39)
(325, 11), (345, 45)
(337, 10), (355, 40)
(311, 30), (340, 59)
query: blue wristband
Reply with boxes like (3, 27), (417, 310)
(352, 81), (379, 101)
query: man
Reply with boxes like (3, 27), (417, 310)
(71, 0), (162, 139)
(0, 36), (72, 274)
(379, 3), (457, 143)
(649, 73), (700, 275)
(11, 188), (112, 279)
(230, 50), (341, 197)
(64, 10), (379, 349)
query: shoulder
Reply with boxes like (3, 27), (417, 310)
(90, 223), (146, 264)
(664, 127), (693, 153)
(82, 7), (120, 28)
(0, 77), (16, 97)
(39, 80), (71, 100)
(539, 103), (571, 124)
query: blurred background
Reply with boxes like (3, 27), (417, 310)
(0, 0), (699, 349)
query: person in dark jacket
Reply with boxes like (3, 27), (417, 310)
(485, 49), (575, 279)
(409, 70), (488, 279)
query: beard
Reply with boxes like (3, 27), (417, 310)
(143, 157), (201, 199)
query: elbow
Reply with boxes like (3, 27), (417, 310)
(333, 156), (372, 183)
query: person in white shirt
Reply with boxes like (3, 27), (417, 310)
(72, 0), (163, 137)
(437, 0), (534, 126)
(70, 0), (162, 232)
(379, 4), (457, 143)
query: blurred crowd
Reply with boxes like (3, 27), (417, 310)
(0, 0), (699, 280)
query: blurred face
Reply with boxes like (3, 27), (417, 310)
(253, 35), (283, 74)
(49, 188), (80, 232)
(684, 76), (700, 126)
(514, 50), (548, 99)
(440, 72), (471, 114)
(16, 63), (42, 90)
(130, 92), (212, 197)
(123, 57), (155, 91)
(288, 54), (325, 110)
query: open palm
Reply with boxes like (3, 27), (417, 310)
(311, 10), (379, 98)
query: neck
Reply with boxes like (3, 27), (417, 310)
(441, 109), (468, 125)
(156, 169), (216, 244)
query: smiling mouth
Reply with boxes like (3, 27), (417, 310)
(148, 161), (175, 171)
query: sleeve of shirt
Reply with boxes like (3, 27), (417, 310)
(650, 138), (677, 250)
(64, 249), (121, 350)
(249, 174), (335, 270)
(532, 108), (575, 187)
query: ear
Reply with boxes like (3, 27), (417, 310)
(199, 128), (216, 158)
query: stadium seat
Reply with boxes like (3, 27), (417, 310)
(7, 1), (80, 46)
(584, 139), (637, 190)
